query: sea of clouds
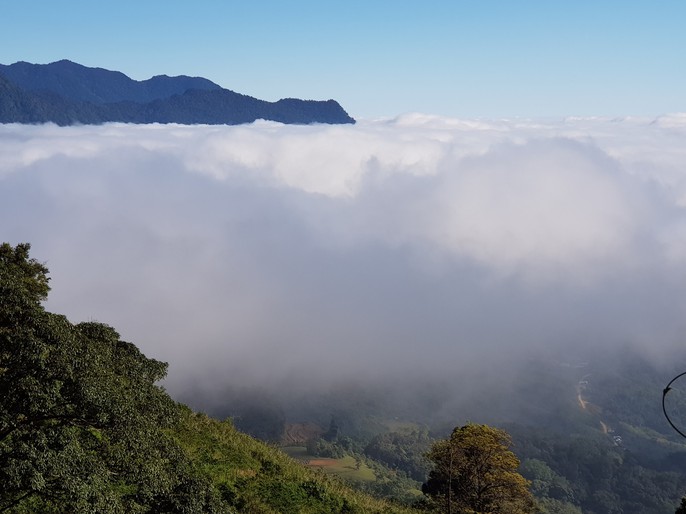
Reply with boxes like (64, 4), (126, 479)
(2, 114), (686, 400)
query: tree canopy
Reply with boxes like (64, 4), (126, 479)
(422, 423), (535, 514)
(0, 242), (223, 513)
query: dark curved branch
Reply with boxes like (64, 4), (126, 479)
(662, 371), (686, 439)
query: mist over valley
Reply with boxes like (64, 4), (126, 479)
(5, 1), (686, 511)
(5, 110), (686, 512)
(3, 115), (686, 425)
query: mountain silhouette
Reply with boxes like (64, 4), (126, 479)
(0, 60), (355, 126)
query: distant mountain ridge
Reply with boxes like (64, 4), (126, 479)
(0, 60), (355, 126)
(0, 60), (223, 104)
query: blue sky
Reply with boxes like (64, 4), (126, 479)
(1, 1), (685, 118)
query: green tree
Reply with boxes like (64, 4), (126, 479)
(422, 423), (535, 514)
(364, 426), (431, 481)
(536, 498), (583, 514)
(0, 243), (223, 513)
(520, 458), (574, 503)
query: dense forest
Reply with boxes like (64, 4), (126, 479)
(3, 242), (686, 513)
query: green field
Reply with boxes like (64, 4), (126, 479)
(282, 446), (377, 482)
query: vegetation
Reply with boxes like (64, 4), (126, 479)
(171, 409), (416, 514)
(422, 423), (535, 513)
(504, 350), (686, 513)
(0, 243), (411, 513)
(5, 241), (686, 513)
(364, 426), (431, 481)
(0, 243), (223, 512)
(510, 424), (686, 514)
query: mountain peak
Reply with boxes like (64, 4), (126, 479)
(0, 60), (355, 126)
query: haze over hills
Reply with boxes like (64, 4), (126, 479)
(0, 60), (355, 126)
(4, 71), (686, 512)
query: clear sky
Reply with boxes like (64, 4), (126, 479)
(1, 1), (685, 119)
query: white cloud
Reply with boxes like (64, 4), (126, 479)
(2, 115), (686, 396)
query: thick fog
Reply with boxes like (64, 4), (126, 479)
(2, 115), (686, 417)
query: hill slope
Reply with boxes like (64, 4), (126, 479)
(173, 407), (416, 514)
(0, 242), (408, 513)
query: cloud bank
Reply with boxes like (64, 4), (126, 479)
(2, 114), (686, 408)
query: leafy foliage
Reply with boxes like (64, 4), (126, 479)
(0, 242), (416, 513)
(307, 437), (348, 459)
(0, 243), (225, 512)
(171, 408), (417, 513)
(423, 423), (535, 513)
(364, 427), (431, 481)
(511, 424), (686, 514)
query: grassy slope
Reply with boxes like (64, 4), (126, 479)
(283, 447), (377, 483)
(171, 407), (417, 514)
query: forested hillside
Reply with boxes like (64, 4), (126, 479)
(0, 243), (410, 513)
(3, 241), (686, 513)
(206, 348), (686, 513)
